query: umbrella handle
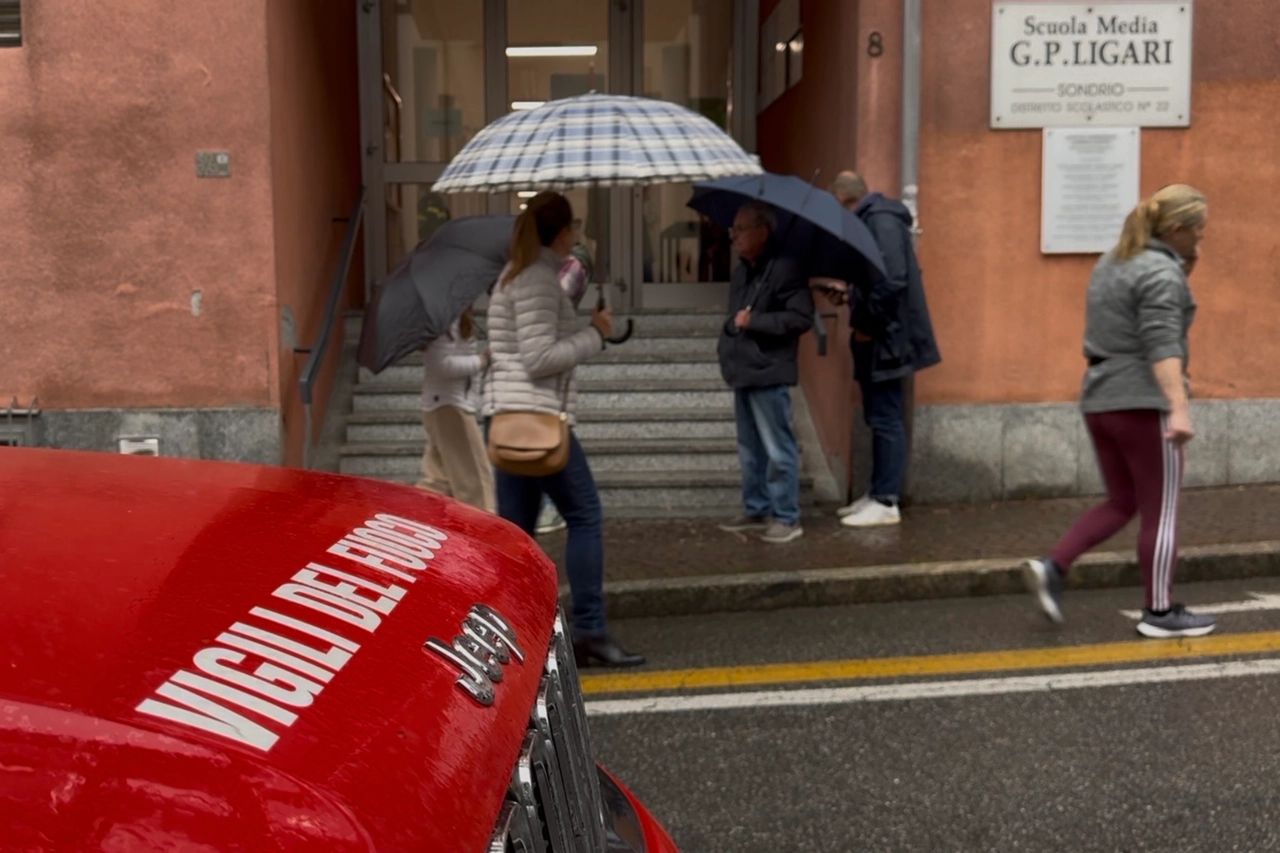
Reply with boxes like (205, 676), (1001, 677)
(594, 282), (633, 344)
(606, 319), (634, 345)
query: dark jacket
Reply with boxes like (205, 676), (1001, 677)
(852, 193), (941, 383)
(717, 248), (815, 389)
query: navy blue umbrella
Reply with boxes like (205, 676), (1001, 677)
(687, 172), (886, 282)
(358, 215), (514, 374)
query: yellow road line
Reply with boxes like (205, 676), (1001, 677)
(579, 631), (1280, 695)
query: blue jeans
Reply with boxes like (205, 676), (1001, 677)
(859, 376), (907, 502)
(733, 386), (801, 525)
(492, 430), (607, 638)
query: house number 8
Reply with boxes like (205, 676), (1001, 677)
(867, 31), (884, 58)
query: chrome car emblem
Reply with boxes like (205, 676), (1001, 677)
(424, 603), (524, 706)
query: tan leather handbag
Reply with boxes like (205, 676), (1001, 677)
(487, 376), (571, 476)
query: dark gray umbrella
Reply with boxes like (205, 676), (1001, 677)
(357, 215), (514, 374)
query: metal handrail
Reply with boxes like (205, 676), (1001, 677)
(298, 186), (367, 468)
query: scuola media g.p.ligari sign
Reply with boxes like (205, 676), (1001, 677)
(991, 2), (1193, 129)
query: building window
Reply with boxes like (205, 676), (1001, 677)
(0, 0), (20, 48)
(759, 0), (802, 109)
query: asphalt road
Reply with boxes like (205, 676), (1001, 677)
(586, 577), (1280, 852)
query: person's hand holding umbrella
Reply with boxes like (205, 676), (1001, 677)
(591, 303), (615, 340)
(810, 277), (849, 306)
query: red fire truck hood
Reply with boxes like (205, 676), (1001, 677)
(0, 449), (560, 852)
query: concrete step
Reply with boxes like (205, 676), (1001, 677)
(599, 338), (718, 360)
(338, 437), (741, 477)
(346, 408), (738, 443)
(347, 308), (724, 340)
(351, 381), (733, 413)
(366, 345), (718, 370)
(576, 379), (731, 411)
(373, 469), (814, 517)
(572, 410), (737, 441)
(605, 310), (723, 338)
(360, 357), (721, 386)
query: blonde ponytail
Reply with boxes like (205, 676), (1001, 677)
(1114, 184), (1207, 261)
(499, 192), (574, 286)
(501, 211), (542, 286)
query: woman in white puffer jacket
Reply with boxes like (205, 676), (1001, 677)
(417, 307), (494, 512)
(485, 191), (644, 669)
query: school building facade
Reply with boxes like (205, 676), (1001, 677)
(2, 0), (1277, 503)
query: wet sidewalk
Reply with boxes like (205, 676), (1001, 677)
(542, 484), (1280, 617)
(568, 485), (1280, 582)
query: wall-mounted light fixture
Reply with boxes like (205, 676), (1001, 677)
(506, 45), (598, 58)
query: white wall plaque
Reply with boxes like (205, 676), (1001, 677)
(1041, 127), (1140, 254)
(992, 2), (1193, 128)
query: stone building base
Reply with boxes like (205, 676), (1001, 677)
(28, 407), (282, 465)
(844, 399), (1280, 504)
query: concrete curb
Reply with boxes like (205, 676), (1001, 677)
(569, 541), (1280, 620)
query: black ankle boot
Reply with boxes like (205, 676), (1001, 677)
(573, 635), (646, 668)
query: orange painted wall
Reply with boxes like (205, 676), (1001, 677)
(916, 0), (1280, 405)
(757, 0), (867, 487)
(757, 0), (1280, 489)
(265, 0), (363, 468)
(0, 2), (278, 409)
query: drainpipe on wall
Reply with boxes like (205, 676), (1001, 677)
(901, 0), (922, 237)
(901, 0), (922, 501)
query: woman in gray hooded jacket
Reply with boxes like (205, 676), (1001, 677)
(1024, 184), (1214, 639)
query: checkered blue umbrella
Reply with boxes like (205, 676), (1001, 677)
(431, 93), (761, 193)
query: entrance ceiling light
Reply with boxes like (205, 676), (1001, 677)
(506, 45), (599, 58)
(511, 101), (546, 111)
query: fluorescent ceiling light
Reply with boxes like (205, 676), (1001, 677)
(517, 191), (538, 198)
(506, 45), (599, 58)
(511, 101), (545, 111)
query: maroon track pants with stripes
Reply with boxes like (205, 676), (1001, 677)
(1051, 410), (1183, 611)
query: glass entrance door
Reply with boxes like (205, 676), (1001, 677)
(505, 0), (623, 307)
(637, 0), (736, 309)
(358, 0), (749, 310)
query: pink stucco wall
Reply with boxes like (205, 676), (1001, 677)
(266, 0), (363, 467)
(758, 0), (1280, 490)
(915, 0), (1280, 405)
(0, 2), (277, 409)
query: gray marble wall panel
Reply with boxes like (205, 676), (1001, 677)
(1002, 404), (1080, 499)
(880, 399), (1278, 504)
(1227, 399), (1280, 484)
(38, 407), (281, 465)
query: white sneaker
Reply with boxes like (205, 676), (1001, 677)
(836, 493), (873, 518)
(840, 500), (901, 528)
(536, 504), (567, 535)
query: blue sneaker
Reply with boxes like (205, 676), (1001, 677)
(1023, 558), (1065, 624)
(1137, 604), (1216, 638)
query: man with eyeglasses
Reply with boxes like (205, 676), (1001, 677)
(716, 202), (815, 544)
